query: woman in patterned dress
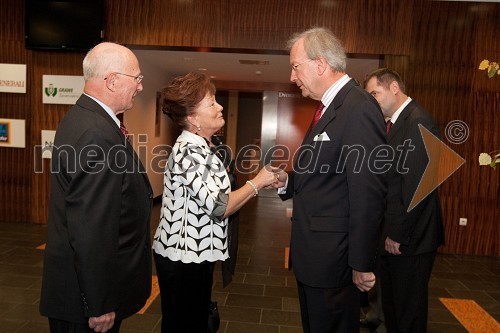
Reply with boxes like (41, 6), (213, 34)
(152, 72), (277, 333)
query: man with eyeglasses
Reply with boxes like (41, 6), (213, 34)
(274, 27), (387, 332)
(40, 42), (153, 333)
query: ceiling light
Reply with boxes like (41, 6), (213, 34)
(239, 60), (270, 65)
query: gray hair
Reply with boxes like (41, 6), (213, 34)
(82, 42), (128, 81)
(287, 27), (346, 72)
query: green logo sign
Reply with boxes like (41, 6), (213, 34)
(45, 84), (57, 97)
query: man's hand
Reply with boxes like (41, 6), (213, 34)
(352, 270), (376, 292)
(385, 236), (402, 255)
(266, 168), (287, 189)
(88, 311), (115, 332)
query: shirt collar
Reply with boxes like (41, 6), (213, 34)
(390, 97), (412, 124)
(84, 93), (120, 128)
(321, 74), (351, 110)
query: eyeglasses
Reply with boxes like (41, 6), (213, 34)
(107, 72), (144, 84)
(291, 59), (313, 71)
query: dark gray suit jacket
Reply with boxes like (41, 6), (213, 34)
(381, 100), (444, 256)
(40, 94), (153, 323)
(281, 79), (387, 288)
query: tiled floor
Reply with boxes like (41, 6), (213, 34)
(0, 194), (498, 333)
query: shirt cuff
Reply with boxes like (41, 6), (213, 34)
(276, 177), (289, 194)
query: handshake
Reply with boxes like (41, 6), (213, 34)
(248, 165), (287, 191)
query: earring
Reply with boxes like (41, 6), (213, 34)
(196, 125), (201, 132)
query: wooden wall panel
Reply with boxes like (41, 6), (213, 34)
(0, 0), (31, 223)
(407, 2), (499, 256)
(465, 92), (499, 255)
(227, 0), (351, 50)
(0, 0), (23, 42)
(473, 3), (500, 94)
(383, 55), (410, 87)
(342, 0), (412, 55)
(105, 0), (229, 47)
(29, 52), (85, 224)
(0, 0), (498, 255)
(104, 0), (413, 55)
(471, 3), (499, 256)
(225, 0), (412, 54)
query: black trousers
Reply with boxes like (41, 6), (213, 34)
(48, 318), (122, 333)
(297, 279), (360, 333)
(380, 251), (436, 333)
(154, 253), (215, 333)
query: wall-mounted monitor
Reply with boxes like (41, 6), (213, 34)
(25, 0), (104, 51)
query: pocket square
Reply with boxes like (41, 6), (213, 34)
(313, 132), (331, 141)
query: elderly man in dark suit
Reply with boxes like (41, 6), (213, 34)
(364, 68), (444, 333)
(274, 27), (387, 333)
(40, 42), (153, 333)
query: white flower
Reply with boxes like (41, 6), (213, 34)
(478, 153), (492, 166)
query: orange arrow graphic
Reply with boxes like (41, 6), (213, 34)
(408, 124), (465, 212)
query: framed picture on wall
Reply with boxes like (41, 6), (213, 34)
(0, 122), (10, 143)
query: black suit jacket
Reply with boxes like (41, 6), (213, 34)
(281, 79), (387, 288)
(381, 100), (444, 255)
(40, 95), (153, 323)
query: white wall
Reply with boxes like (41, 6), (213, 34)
(124, 52), (177, 198)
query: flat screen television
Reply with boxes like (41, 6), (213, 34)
(25, 0), (104, 51)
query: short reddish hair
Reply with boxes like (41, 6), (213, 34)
(162, 72), (216, 129)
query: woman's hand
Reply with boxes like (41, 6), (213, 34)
(251, 165), (280, 189)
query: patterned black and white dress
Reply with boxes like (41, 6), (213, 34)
(152, 130), (231, 263)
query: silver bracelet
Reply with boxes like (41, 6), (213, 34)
(246, 180), (258, 197)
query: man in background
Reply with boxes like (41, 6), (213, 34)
(365, 68), (444, 333)
(40, 42), (153, 333)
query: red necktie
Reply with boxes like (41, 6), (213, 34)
(120, 122), (129, 138)
(386, 120), (393, 134)
(311, 102), (324, 129)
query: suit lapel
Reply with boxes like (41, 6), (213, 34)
(294, 79), (357, 175)
(76, 95), (152, 191)
(121, 135), (151, 190)
(295, 79), (358, 173)
(302, 109), (335, 145)
(300, 79), (357, 146)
